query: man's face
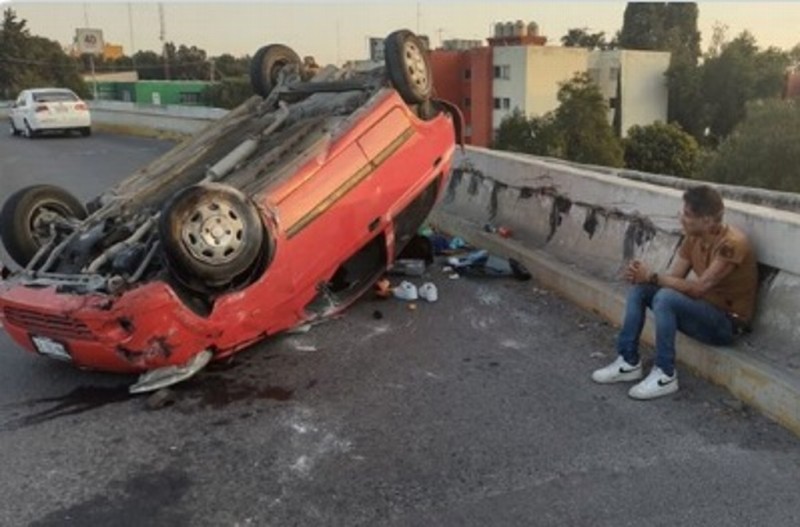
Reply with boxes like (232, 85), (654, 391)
(679, 204), (713, 236)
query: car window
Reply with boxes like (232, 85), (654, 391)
(32, 91), (79, 103)
(16, 94), (26, 106)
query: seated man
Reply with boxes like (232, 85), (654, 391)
(592, 185), (758, 400)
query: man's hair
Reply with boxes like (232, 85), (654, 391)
(683, 185), (724, 220)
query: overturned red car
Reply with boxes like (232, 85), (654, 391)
(0, 30), (461, 392)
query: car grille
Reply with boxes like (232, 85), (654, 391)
(3, 307), (97, 341)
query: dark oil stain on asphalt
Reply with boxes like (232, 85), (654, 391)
(30, 466), (192, 527)
(179, 374), (295, 410)
(1, 385), (131, 431)
(2, 357), (301, 429)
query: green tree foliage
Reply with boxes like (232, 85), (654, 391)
(624, 121), (700, 178)
(620, 3), (703, 136)
(701, 32), (790, 140)
(204, 77), (254, 109)
(703, 100), (800, 192)
(560, 28), (615, 50)
(553, 73), (624, 167)
(213, 53), (250, 78)
(493, 108), (534, 153)
(620, 2), (700, 61)
(0, 8), (87, 98)
(493, 74), (623, 167)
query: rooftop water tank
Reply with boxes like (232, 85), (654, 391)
(494, 22), (504, 37)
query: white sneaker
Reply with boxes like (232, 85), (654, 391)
(418, 282), (438, 302)
(393, 281), (418, 301)
(591, 356), (643, 384)
(628, 367), (679, 400)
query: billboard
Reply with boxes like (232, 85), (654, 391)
(75, 28), (105, 55)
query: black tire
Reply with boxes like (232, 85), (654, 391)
(159, 183), (266, 290)
(0, 185), (88, 267)
(384, 29), (433, 104)
(22, 120), (36, 139)
(250, 44), (302, 97)
(80, 127), (92, 137)
(9, 120), (20, 136)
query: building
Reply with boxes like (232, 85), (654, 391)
(785, 69), (800, 99)
(95, 80), (212, 105)
(429, 47), (493, 146)
(429, 21), (671, 147)
(588, 50), (670, 137)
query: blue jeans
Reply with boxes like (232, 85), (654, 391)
(617, 285), (735, 376)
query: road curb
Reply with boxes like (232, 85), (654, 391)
(431, 210), (800, 437)
(93, 122), (191, 142)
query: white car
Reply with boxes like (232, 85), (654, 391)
(9, 88), (92, 138)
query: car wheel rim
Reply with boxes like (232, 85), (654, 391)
(403, 41), (429, 93)
(180, 199), (246, 265)
(27, 202), (73, 246)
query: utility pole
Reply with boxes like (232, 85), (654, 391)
(82, 4), (98, 100)
(159, 3), (170, 80)
(127, 3), (136, 71)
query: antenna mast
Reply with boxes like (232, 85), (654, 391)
(158, 3), (170, 80)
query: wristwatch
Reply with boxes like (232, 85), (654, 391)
(648, 272), (659, 286)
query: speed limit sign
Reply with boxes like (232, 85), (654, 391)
(75, 28), (105, 55)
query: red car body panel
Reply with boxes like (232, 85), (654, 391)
(0, 89), (458, 373)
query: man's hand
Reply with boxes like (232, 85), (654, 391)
(624, 260), (652, 284)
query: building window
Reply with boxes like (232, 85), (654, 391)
(464, 97), (472, 109)
(609, 97), (618, 109)
(502, 98), (510, 110)
(180, 92), (201, 105)
(493, 98), (501, 110)
(464, 68), (472, 80)
(493, 65), (510, 80)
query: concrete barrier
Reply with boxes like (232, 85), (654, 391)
(88, 100), (227, 139)
(433, 146), (800, 436)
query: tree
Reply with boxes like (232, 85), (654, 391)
(619, 2), (700, 63)
(620, 3), (703, 136)
(0, 8), (87, 98)
(553, 73), (624, 167)
(493, 74), (623, 167)
(701, 31), (790, 140)
(214, 53), (250, 78)
(133, 50), (165, 80)
(173, 44), (209, 80)
(561, 28), (612, 50)
(204, 78), (254, 109)
(493, 108), (534, 153)
(624, 121), (700, 178)
(703, 99), (800, 192)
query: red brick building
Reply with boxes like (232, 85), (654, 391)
(430, 48), (493, 147)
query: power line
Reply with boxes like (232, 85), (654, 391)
(0, 53), (216, 69)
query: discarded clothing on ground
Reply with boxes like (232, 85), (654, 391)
(447, 250), (532, 281)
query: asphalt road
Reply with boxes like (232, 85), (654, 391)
(1, 129), (799, 526)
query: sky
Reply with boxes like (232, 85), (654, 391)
(4, 1), (800, 66)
